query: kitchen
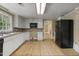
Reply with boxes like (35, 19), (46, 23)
(0, 3), (79, 56)
(0, 6), (44, 55)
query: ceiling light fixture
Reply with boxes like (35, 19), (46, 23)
(36, 3), (46, 15)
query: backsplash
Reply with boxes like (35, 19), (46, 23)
(13, 27), (43, 32)
(13, 28), (24, 32)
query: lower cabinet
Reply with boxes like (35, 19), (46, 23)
(37, 32), (43, 40)
(29, 32), (43, 40)
(3, 32), (28, 56)
(3, 32), (43, 56)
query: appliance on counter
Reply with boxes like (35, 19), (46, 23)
(30, 23), (37, 28)
(55, 20), (73, 48)
(0, 38), (4, 56)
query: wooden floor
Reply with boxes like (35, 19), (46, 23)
(11, 39), (79, 56)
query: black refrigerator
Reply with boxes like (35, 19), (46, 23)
(55, 20), (73, 48)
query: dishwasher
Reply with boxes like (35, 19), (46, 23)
(0, 38), (4, 56)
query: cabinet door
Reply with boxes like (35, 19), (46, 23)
(18, 18), (22, 28)
(20, 19), (25, 28)
(38, 32), (43, 40)
(13, 15), (19, 27)
(14, 15), (25, 28)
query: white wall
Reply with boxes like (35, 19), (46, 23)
(25, 19), (43, 28)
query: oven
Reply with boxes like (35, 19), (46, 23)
(0, 38), (4, 56)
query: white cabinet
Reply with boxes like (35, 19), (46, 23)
(13, 15), (25, 28)
(3, 32), (29, 56)
(37, 32), (43, 40)
(25, 19), (43, 28)
(13, 15), (18, 27)
(38, 22), (43, 28)
(18, 16), (26, 28)
(25, 32), (30, 40)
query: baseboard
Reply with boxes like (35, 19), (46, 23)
(73, 43), (79, 53)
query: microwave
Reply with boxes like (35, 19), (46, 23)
(30, 23), (37, 28)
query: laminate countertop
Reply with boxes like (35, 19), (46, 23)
(0, 32), (22, 38)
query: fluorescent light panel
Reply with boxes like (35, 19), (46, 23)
(36, 3), (46, 15)
(41, 3), (46, 14)
(36, 3), (40, 14)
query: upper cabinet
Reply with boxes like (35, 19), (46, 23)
(13, 15), (25, 28)
(14, 17), (43, 29)
(0, 10), (13, 32)
(18, 16), (26, 28)
(25, 19), (43, 28)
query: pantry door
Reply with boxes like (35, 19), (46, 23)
(43, 20), (53, 40)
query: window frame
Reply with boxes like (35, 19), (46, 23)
(0, 10), (12, 33)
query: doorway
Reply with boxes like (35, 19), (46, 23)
(43, 20), (53, 40)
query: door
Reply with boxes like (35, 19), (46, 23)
(43, 20), (53, 39)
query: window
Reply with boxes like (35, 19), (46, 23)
(0, 10), (12, 33)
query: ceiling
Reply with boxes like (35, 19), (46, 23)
(0, 3), (79, 19)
